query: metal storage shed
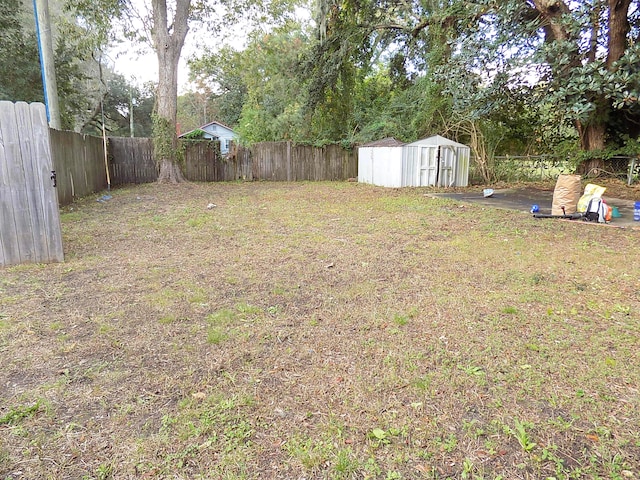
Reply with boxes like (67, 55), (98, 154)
(358, 135), (470, 188)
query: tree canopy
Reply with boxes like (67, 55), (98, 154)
(3, 0), (638, 176)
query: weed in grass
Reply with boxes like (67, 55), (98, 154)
(98, 323), (113, 334)
(502, 306), (519, 315)
(95, 462), (114, 480)
(49, 321), (63, 331)
(360, 457), (382, 477)
(235, 302), (262, 316)
(331, 448), (360, 479)
(0, 400), (42, 425)
(369, 428), (392, 446)
(461, 458), (475, 479)
(159, 314), (177, 324)
(511, 419), (537, 452)
(285, 436), (333, 471)
(438, 433), (458, 453)
(540, 443), (566, 476)
(459, 365), (485, 377)
(0, 447), (10, 470)
(207, 328), (228, 344)
(412, 375), (432, 393)
(393, 314), (409, 326)
(462, 419), (486, 439)
(385, 470), (403, 479)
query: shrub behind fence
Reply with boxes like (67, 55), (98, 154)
(469, 155), (637, 184)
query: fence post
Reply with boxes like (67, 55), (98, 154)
(286, 141), (291, 181)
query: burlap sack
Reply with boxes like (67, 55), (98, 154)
(552, 174), (582, 215)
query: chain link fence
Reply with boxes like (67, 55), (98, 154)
(468, 155), (639, 185)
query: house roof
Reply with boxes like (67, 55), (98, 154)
(199, 120), (235, 132)
(407, 135), (468, 148)
(179, 120), (236, 138)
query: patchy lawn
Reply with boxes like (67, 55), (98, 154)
(1, 181), (639, 479)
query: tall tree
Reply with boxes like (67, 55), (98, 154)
(525, 0), (640, 169)
(310, 0), (640, 168)
(150, 0), (191, 182)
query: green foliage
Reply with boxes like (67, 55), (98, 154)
(186, 44), (249, 129)
(0, 0), (43, 102)
(0, 401), (42, 425)
(153, 114), (178, 163)
(181, 128), (207, 140)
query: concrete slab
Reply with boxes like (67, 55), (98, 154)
(428, 188), (640, 228)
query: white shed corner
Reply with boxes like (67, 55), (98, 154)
(357, 137), (406, 187)
(358, 135), (470, 188)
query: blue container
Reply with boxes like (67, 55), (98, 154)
(635, 201), (640, 221)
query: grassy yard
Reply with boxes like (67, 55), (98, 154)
(1, 182), (639, 479)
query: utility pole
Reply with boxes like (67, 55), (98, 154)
(33, 0), (61, 130)
(130, 84), (135, 137)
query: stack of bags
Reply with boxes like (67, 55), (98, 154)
(552, 175), (611, 223)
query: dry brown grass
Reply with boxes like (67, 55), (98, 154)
(1, 181), (639, 479)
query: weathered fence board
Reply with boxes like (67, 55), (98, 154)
(108, 137), (157, 185)
(250, 142), (356, 181)
(0, 101), (63, 266)
(49, 129), (107, 205)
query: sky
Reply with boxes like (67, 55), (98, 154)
(106, 0), (247, 94)
(107, 2), (311, 94)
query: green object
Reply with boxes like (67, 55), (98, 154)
(612, 206), (622, 218)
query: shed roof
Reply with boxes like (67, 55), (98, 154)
(407, 135), (468, 148)
(360, 137), (406, 147)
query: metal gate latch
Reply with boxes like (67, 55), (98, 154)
(50, 170), (57, 187)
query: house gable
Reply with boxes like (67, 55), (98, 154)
(179, 120), (238, 154)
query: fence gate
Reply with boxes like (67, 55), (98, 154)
(0, 101), (64, 267)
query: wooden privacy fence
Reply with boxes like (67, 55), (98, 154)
(49, 130), (107, 206)
(250, 142), (357, 181)
(0, 101), (64, 266)
(108, 137), (157, 185)
(48, 134), (357, 206)
(183, 140), (252, 181)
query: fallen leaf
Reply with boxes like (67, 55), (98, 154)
(586, 434), (599, 442)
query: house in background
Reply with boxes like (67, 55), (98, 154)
(179, 121), (238, 155)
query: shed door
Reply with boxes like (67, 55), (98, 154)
(0, 101), (64, 267)
(418, 146), (438, 186)
(438, 146), (456, 187)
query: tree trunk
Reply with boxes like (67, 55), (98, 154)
(152, 0), (191, 183)
(607, 0), (631, 68)
(576, 120), (606, 175)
